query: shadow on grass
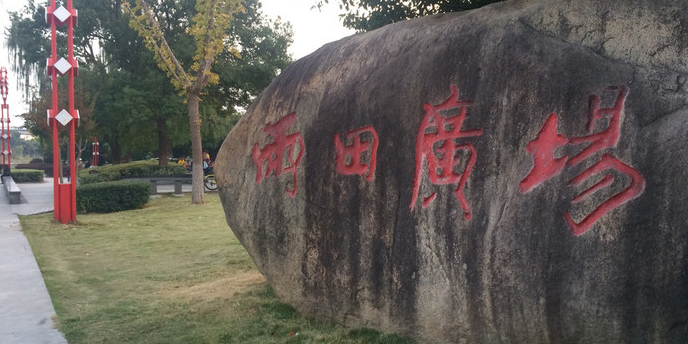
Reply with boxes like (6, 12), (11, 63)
(216, 285), (416, 344)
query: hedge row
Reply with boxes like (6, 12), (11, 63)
(76, 181), (151, 213)
(80, 160), (188, 185)
(11, 169), (45, 183)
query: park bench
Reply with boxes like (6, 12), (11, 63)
(122, 176), (191, 196)
(2, 176), (21, 204)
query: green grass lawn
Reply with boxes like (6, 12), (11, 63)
(20, 193), (415, 344)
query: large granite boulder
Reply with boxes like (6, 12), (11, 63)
(215, 0), (688, 342)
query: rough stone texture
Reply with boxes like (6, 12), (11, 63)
(215, 0), (688, 343)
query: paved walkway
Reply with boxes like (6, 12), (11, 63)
(1, 177), (68, 344)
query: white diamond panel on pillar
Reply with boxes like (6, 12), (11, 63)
(2, 150), (8, 156)
(54, 58), (72, 75)
(55, 109), (72, 126)
(54, 6), (71, 23)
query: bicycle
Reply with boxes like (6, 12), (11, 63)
(204, 173), (217, 191)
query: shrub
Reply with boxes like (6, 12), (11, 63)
(79, 160), (188, 185)
(11, 169), (45, 183)
(76, 181), (151, 213)
(79, 169), (120, 185)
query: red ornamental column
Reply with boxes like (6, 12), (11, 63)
(92, 137), (99, 166)
(46, 0), (79, 224)
(0, 67), (9, 168)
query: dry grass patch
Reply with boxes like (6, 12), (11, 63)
(163, 271), (266, 301)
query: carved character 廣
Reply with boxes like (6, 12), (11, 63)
(411, 85), (483, 221)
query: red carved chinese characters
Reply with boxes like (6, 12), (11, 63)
(411, 85), (483, 221)
(519, 113), (568, 193)
(520, 86), (645, 236)
(252, 112), (305, 197)
(334, 126), (378, 181)
(564, 154), (645, 235)
(567, 86), (628, 167)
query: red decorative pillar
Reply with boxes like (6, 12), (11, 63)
(46, 0), (79, 223)
(92, 137), (99, 166)
(0, 67), (10, 169)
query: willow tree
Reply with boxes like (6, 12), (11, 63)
(123, 0), (243, 204)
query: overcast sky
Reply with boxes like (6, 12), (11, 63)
(0, 0), (355, 126)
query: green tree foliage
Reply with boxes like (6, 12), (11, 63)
(123, 0), (236, 204)
(9, 131), (42, 161)
(6, 0), (292, 172)
(21, 67), (98, 172)
(6, 1), (114, 97)
(317, 0), (505, 32)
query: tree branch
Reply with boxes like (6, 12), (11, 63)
(137, 0), (193, 90)
(191, 0), (219, 93)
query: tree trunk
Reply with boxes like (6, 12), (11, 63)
(155, 116), (172, 166)
(75, 139), (87, 183)
(111, 138), (123, 164)
(188, 92), (204, 204)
